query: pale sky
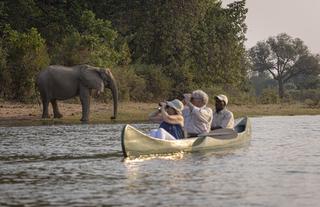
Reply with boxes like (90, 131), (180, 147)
(222, 0), (320, 54)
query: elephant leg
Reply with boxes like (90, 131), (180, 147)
(51, 100), (63, 118)
(42, 99), (50, 118)
(79, 86), (91, 122)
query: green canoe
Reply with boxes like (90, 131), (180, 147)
(121, 117), (251, 157)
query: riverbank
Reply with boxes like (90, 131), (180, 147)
(0, 101), (319, 126)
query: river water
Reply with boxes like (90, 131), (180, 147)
(0, 116), (319, 207)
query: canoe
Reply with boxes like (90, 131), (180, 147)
(121, 117), (251, 157)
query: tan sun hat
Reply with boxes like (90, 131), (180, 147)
(215, 94), (228, 105)
(166, 99), (184, 114)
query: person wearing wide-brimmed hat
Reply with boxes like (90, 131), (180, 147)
(183, 90), (213, 137)
(149, 99), (185, 140)
(211, 94), (234, 130)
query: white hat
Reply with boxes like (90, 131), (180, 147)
(215, 94), (228, 105)
(166, 99), (184, 114)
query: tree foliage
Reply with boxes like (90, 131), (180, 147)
(51, 10), (129, 67)
(112, 66), (147, 102)
(192, 0), (248, 88)
(0, 0), (266, 103)
(1, 26), (49, 101)
(249, 33), (320, 98)
(101, 0), (249, 93)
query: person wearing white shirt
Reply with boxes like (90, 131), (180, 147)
(183, 90), (212, 137)
(211, 94), (234, 130)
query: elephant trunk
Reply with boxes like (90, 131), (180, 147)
(109, 76), (118, 120)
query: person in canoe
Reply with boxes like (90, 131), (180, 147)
(211, 94), (234, 130)
(182, 90), (213, 137)
(148, 99), (185, 140)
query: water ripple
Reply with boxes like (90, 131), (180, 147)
(0, 115), (320, 206)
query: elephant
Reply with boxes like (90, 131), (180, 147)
(36, 64), (118, 122)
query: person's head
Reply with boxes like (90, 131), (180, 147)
(214, 94), (228, 111)
(166, 99), (184, 115)
(191, 90), (209, 108)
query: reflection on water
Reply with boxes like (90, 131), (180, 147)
(124, 152), (186, 162)
(0, 116), (320, 207)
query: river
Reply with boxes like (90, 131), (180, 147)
(0, 116), (319, 206)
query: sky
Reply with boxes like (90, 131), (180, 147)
(222, 0), (320, 54)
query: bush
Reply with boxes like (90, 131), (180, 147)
(287, 89), (320, 105)
(205, 85), (256, 105)
(304, 99), (316, 108)
(2, 26), (50, 102)
(163, 62), (196, 97)
(0, 41), (8, 97)
(112, 66), (147, 101)
(50, 31), (84, 66)
(134, 64), (173, 101)
(204, 85), (224, 105)
(50, 10), (130, 67)
(259, 88), (279, 104)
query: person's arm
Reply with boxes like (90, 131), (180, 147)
(184, 93), (194, 111)
(184, 93), (211, 122)
(190, 106), (212, 123)
(161, 110), (184, 126)
(148, 106), (163, 123)
(220, 111), (234, 128)
(159, 102), (184, 126)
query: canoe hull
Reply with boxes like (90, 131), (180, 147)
(121, 117), (251, 157)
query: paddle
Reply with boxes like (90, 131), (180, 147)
(198, 128), (237, 139)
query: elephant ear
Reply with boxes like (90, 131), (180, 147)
(98, 68), (114, 88)
(79, 66), (104, 92)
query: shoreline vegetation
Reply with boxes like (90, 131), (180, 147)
(1, 2), (319, 127)
(0, 101), (319, 127)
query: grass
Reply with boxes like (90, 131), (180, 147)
(0, 101), (319, 126)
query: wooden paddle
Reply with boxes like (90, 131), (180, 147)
(198, 128), (237, 139)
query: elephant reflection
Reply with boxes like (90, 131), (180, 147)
(36, 64), (118, 122)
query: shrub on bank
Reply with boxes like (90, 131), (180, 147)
(111, 64), (175, 102)
(259, 88), (279, 104)
(111, 66), (147, 102)
(134, 64), (172, 101)
(288, 89), (320, 107)
(304, 99), (317, 108)
(0, 26), (50, 102)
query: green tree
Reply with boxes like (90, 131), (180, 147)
(249, 33), (320, 98)
(100, 0), (249, 93)
(292, 73), (320, 90)
(0, 40), (8, 98)
(2, 26), (49, 101)
(1, 0), (89, 45)
(192, 0), (248, 88)
(51, 10), (130, 67)
(1, 0), (41, 33)
(0, 0), (251, 102)
(291, 55), (320, 89)
(126, 0), (208, 65)
(0, 1), (7, 33)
